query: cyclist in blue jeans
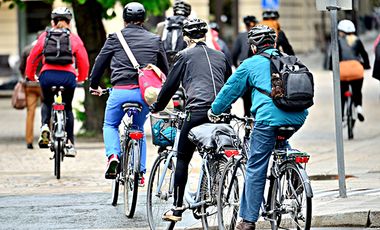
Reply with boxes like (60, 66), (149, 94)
(208, 25), (308, 230)
(89, 2), (168, 184)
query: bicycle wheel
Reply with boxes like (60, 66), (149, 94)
(147, 152), (176, 230)
(217, 157), (246, 230)
(54, 139), (63, 180)
(200, 155), (228, 230)
(111, 163), (121, 206)
(270, 162), (312, 230)
(123, 140), (140, 218)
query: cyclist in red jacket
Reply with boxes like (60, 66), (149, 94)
(26, 7), (89, 157)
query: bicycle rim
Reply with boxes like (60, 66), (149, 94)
(147, 153), (175, 230)
(270, 162), (312, 230)
(217, 158), (245, 230)
(201, 155), (228, 230)
(124, 141), (139, 218)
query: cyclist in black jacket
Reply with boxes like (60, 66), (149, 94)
(89, 2), (168, 182)
(149, 18), (232, 222)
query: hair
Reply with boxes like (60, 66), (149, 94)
(345, 34), (358, 46)
(184, 36), (206, 46)
(54, 20), (70, 29)
(259, 20), (280, 33)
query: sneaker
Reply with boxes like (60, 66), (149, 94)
(235, 220), (256, 230)
(65, 144), (77, 157)
(38, 124), (50, 148)
(356, 105), (365, 122)
(162, 207), (184, 222)
(27, 143), (34, 149)
(139, 174), (145, 187)
(105, 154), (119, 179)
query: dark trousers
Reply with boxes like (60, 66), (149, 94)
(173, 110), (210, 207)
(340, 78), (363, 114)
(39, 70), (76, 144)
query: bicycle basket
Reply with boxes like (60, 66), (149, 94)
(150, 114), (177, 147)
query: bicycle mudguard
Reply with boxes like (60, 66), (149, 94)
(294, 163), (313, 198)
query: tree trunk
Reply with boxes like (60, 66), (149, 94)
(72, 0), (107, 135)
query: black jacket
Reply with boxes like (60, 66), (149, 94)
(155, 42), (232, 112)
(373, 42), (380, 81)
(232, 32), (249, 67)
(90, 24), (169, 88)
(277, 30), (295, 55)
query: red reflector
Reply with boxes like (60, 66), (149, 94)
(224, 149), (239, 157)
(344, 91), (352, 97)
(129, 131), (144, 140)
(295, 156), (309, 163)
(53, 104), (65, 111)
(173, 101), (180, 107)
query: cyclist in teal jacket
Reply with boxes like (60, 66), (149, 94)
(209, 25), (308, 230)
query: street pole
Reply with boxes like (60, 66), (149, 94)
(327, 4), (347, 198)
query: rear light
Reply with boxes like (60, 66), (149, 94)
(53, 104), (65, 111)
(295, 156), (309, 163)
(224, 149), (239, 157)
(173, 101), (180, 107)
(344, 91), (352, 97)
(129, 131), (144, 140)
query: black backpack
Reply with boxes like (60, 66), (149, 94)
(43, 28), (73, 65)
(253, 52), (314, 112)
(162, 15), (186, 63)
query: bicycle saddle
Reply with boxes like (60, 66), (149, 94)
(122, 103), (142, 113)
(277, 126), (296, 140)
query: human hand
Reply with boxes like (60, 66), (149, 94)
(207, 108), (221, 123)
(89, 86), (103, 96)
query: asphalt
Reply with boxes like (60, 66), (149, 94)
(1, 31), (380, 229)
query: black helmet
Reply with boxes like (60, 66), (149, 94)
(183, 18), (208, 39)
(51, 7), (72, 22)
(209, 22), (220, 32)
(173, 0), (191, 17)
(262, 10), (280, 20)
(248, 25), (277, 49)
(123, 2), (146, 23)
(243, 15), (258, 26)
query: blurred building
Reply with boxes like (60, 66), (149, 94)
(0, 0), (375, 67)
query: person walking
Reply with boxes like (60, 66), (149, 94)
(89, 2), (169, 183)
(337, 19), (370, 121)
(209, 22), (233, 66)
(26, 7), (89, 156)
(209, 25), (308, 230)
(149, 18), (232, 222)
(232, 15), (259, 117)
(19, 35), (43, 149)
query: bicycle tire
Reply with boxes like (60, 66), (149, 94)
(200, 155), (228, 230)
(111, 173), (120, 206)
(147, 152), (176, 230)
(124, 140), (139, 218)
(269, 162), (312, 230)
(54, 139), (62, 180)
(217, 157), (245, 230)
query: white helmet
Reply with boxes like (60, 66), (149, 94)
(338, 20), (355, 33)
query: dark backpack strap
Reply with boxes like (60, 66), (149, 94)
(252, 85), (271, 98)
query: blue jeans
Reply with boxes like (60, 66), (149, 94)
(239, 122), (297, 222)
(103, 88), (149, 173)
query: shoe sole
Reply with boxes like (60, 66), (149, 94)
(358, 114), (365, 122)
(162, 216), (182, 222)
(105, 160), (118, 179)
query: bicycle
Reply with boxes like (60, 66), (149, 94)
(217, 114), (313, 230)
(48, 86), (67, 180)
(343, 85), (356, 140)
(93, 88), (144, 218)
(146, 111), (239, 230)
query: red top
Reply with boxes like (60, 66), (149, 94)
(26, 30), (90, 82)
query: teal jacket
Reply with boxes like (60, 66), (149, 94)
(211, 48), (308, 127)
